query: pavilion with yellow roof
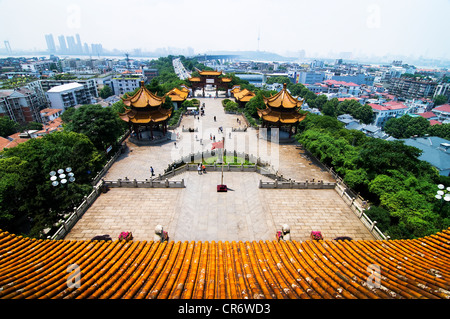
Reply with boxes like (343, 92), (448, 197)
(231, 85), (256, 107)
(188, 70), (232, 97)
(257, 83), (307, 137)
(164, 85), (189, 109)
(119, 81), (172, 139)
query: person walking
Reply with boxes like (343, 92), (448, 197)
(197, 164), (202, 175)
(150, 166), (155, 177)
(202, 164), (206, 174)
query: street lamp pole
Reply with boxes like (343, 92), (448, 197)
(435, 184), (450, 213)
(50, 167), (75, 186)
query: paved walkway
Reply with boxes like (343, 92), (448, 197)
(65, 93), (375, 242)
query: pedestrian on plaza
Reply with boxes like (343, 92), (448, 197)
(214, 116), (216, 122)
(213, 135), (215, 141)
(150, 166), (155, 176)
(197, 164), (202, 175)
(202, 164), (206, 174)
(174, 141), (177, 148)
(229, 132), (231, 139)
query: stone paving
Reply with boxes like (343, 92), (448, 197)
(65, 93), (375, 242)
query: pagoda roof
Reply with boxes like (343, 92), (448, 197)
(232, 88), (256, 102)
(188, 77), (201, 82)
(0, 228), (449, 299)
(263, 83), (304, 109)
(165, 87), (189, 102)
(122, 81), (165, 108)
(199, 70), (222, 76)
(119, 107), (172, 124)
(257, 107), (307, 124)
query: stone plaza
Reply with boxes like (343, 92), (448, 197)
(65, 93), (375, 242)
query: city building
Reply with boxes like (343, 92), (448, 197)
(111, 73), (146, 96)
(295, 71), (325, 85)
(434, 83), (450, 102)
(45, 34), (56, 53)
(234, 74), (264, 87)
(40, 107), (62, 123)
(142, 67), (158, 82)
(431, 104), (450, 123)
(331, 73), (374, 86)
(38, 79), (98, 101)
(58, 35), (68, 54)
(402, 136), (450, 176)
(0, 87), (43, 124)
(45, 82), (93, 110)
(389, 77), (438, 100)
(369, 101), (408, 127)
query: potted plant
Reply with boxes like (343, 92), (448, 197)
(310, 231), (323, 241)
(118, 231), (133, 241)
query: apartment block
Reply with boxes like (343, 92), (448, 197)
(46, 83), (92, 110)
(389, 77), (437, 99)
(0, 87), (43, 124)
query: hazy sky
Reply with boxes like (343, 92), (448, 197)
(1, 0), (449, 59)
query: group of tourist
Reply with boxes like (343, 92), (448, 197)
(197, 163), (206, 174)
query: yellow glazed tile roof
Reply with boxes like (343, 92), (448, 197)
(233, 88), (256, 102)
(165, 87), (188, 102)
(199, 70), (222, 76)
(263, 83), (304, 109)
(0, 228), (449, 299)
(122, 81), (165, 108)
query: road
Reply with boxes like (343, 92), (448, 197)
(172, 57), (191, 80)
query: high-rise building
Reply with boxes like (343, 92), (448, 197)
(75, 34), (82, 54)
(91, 43), (103, 56)
(45, 34), (56, 53)
(58, 35), (67, 53)
(66, 36), (77, 54)
(83, 43), (90, 55)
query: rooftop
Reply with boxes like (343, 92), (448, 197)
(433, 104), (450, 113)
(0, 227), (449, 299)
(47, 82), (84, 93)
(402, 136), (450, 174)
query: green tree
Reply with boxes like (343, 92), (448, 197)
(427, 123), (450, 140)
(245, 91), (266, 118)
(321, 98), (339, 117)
(385, 115), (430, 138)
(354, 104), (374, 124)
(99, 85), (113, 99)
(62, 104), (126, 152)
(1, 131), (104, 237)
(434, 94), (448, 106)
(0, 116), (19, 137)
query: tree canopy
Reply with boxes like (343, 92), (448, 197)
(0, 131), (104, 237)
(296, 113), (449, 239)
(62, 104), (127, 152)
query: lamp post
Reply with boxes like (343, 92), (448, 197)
(50, 167), (75, 186)
(435, 184), (450, 214)
(435, 184), (450, 201)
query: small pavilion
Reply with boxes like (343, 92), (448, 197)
(231, 85), (256, 107)
(119, 81), (172, 139)
(188, 70), (232, 97)
(164, 86), (189, 110)
(257, 83), (307, 137)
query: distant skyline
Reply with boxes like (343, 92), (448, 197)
(1, 0), (449, 61)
